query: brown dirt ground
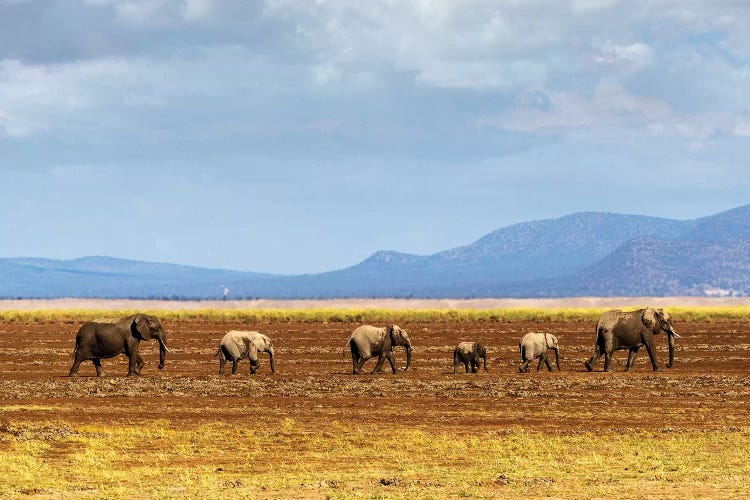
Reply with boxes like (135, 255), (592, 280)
(0, 319), (748, 434)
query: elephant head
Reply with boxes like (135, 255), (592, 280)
(388, 325), (413, 371)
(642, 307), (680, 368)
(131, 314), (170, 369)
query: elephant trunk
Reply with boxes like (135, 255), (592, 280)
(157, 336), (169, 369)
(403, 346), (412, 371)
(666, 331), (676, 368)
(269, 350), (276, 373)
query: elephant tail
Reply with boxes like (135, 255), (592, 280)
(214, 348), (221, 357)
(519, 342), (524, 361)
(342, 339), (351, 358)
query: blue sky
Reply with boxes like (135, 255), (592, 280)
(1, 0), (749, 274)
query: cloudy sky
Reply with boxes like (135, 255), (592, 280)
(1, 0), (748, 274)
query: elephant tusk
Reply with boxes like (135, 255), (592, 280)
(671, 331), (682, 339)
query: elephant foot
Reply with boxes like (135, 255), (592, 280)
(126, 371), (139, 377)
(651, 366), (660, 371)
(584, 361), (593, 372)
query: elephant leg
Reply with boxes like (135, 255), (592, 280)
(231, 359), (239, 375)
(536, 354), (546, 372)
(603, 352), (613, 372)
(585, 345), (601, 371)
(219, 356), (226, 375)
(249, 359), (259, 375)
(351, 351), (359, 374)
(644, 340), (659, 371)
(126, 354), (140, 376)
(544, 356), (553, 372)
(372, 353), (387, 373)
(625, 347), (639, 371)
(385, 351), (396, 373)
(68, 359), (84, 377)
(93, 359), (106, 377)
(356, 357), (367, 374)
(134, 354), (144, 375)
(519, 360), (530, 373)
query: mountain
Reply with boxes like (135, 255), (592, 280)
(0, 256), (276, 299)
(2, 204), (750, 298)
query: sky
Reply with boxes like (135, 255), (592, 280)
(1, 0), (749, 274)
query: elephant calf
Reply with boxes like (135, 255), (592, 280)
(216, 330), (275, 375)
(453, 341), (487, 373)
(519, 332), (560, 373)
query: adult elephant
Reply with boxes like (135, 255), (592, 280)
(346, 324), (413, 374)
(216, 330), (275, 375)
(69, 314), (169, 377)
(584, 307), (680, 372)
(453, 341), (488, 373)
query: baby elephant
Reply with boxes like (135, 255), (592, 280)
(518, 332), (560, 373)
(453, 341), (488, 373)
(216, 330), (275, 375)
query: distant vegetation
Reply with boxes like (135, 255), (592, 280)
(4, 306), (750, 323)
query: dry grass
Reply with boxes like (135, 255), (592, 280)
(0, 419), (748, 499)
(3, 305), (750, 324)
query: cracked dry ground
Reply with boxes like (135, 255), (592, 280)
(0, 319), (748, 432)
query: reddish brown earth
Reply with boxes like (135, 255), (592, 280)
(0, 319), (748, 433)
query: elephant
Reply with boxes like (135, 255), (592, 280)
(453, 341), (487, 373)
(518, 332), (560, 372)
(216, 330), (275, 375)
(345, 324), (413, 374)
(69, 314), (169, 377)
(584, 307), (681, 372)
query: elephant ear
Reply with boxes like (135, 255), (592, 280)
(132, 314), (152, 340)
(641, 308), (657, 329)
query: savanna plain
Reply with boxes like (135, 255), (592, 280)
(0, 305), (749, 499)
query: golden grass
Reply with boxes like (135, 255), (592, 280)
(0, 420), (747, 498)
(3, 306), (750, 323)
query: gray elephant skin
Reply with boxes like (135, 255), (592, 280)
(453, 341), (487, 373)
(69, 314), (169, 377)
(518, 332), (560, 372)
(216, 330), (275, 375)
(585, 307), (680, 372)
(345, 324), (413, 374)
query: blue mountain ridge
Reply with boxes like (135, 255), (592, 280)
(1, 204), (749, 298)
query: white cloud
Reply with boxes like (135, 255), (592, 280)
(570, 0), (620, 14)
(596, 41), (653, 71)
(484, 84), (671, 132)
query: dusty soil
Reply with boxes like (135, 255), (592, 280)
(0, 319), (748, 434)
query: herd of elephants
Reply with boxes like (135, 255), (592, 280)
(67, 306), (680, 377)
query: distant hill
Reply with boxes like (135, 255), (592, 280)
(2, 204), (749, 298)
